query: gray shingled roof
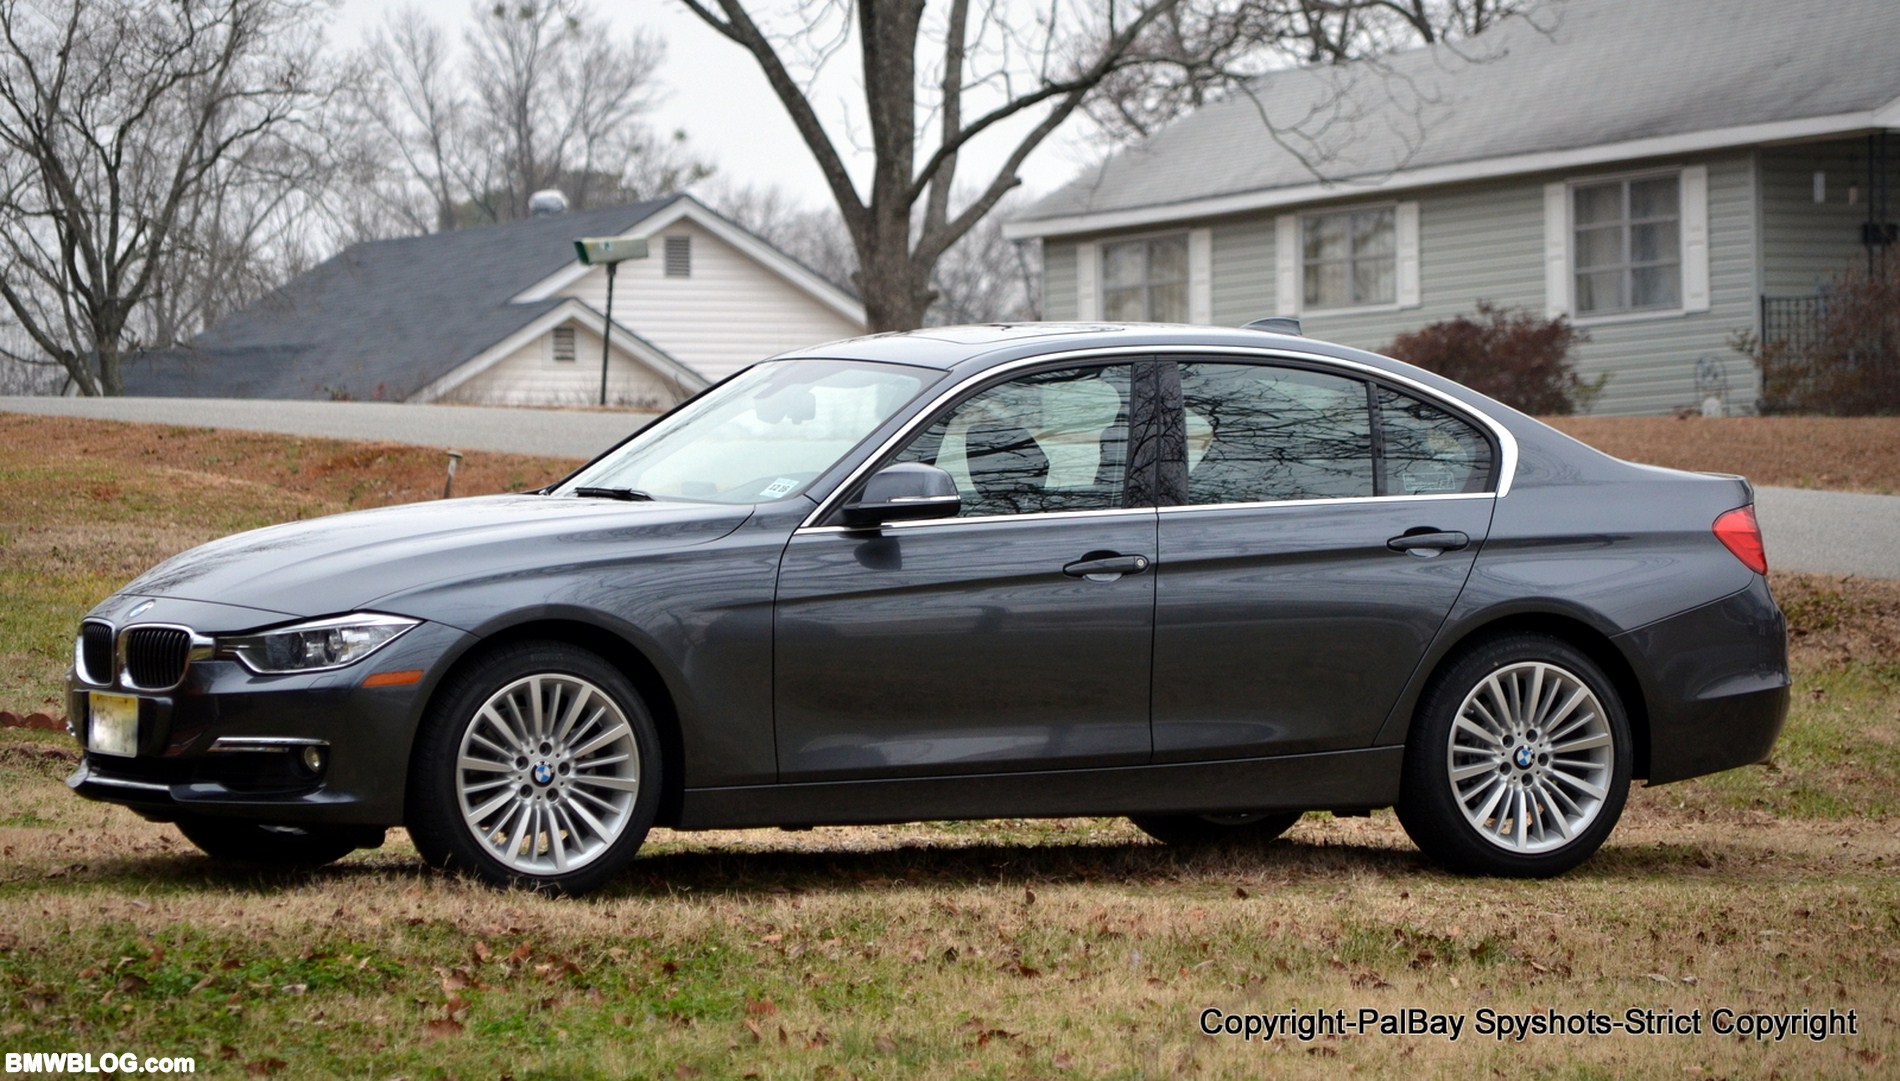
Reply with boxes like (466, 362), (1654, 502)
(121, 198), (680, 400)
(1013, 0), (1900, 231)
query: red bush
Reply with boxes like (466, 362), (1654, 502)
(1384, 302), (1598, 415)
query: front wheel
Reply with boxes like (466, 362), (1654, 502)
(1129, 810), (1303, 847)
(1397, 633), (1632, 877)
(406, 642), (662, 895)
(177, 817), (381, 868)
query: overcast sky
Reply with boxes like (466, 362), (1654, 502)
(330, 0), (1097, 211)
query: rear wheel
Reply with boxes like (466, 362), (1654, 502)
(176, 818), (381, 868)
(406, 641), (661, 895)
(1397, 633), (1631, 877)
(1129, 810), (1303, 847)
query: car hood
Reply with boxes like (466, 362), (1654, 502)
(117, 494), (754, 621)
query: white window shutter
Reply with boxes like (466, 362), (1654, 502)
(1680, 165), (1710, 313)
(1275, 214), (1299, 313)
(1395, 202), (1421, 308)
(1543, 182), (1570, 317)
(1187, 228), (1213, 324)
(1076, 240), (1099, 320)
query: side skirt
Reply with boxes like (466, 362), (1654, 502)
(674, 746), (1403, 830)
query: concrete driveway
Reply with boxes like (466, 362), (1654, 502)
(4, 395), (1896, 579)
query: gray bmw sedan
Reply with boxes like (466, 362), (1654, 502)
(67, 323), (1788, 894)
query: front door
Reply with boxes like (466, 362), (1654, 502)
(774, 361), (1158, 781)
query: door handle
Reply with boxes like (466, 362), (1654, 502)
(1387, 530), (1470, 555)
(1063, 553), (1152, 580)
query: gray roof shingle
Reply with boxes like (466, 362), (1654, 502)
(1013, 0), (1900, 231)
(122, 198), (680, 399)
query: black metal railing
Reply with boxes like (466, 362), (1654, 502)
(1760, 295), (1827, 355)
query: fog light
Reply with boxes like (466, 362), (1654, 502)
(300, 745), (326, 775)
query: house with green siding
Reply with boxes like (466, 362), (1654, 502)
(1005, 0), (1900, 415)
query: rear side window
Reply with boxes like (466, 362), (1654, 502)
(1180, 363), (1375, 504)
(1376, 387), (1493, 495)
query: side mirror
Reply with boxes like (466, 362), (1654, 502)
(840, 463), (961, 528)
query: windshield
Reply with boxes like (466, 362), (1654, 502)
(558, 359), (934, 504)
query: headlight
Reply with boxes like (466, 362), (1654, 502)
(218, 613), (419, 674)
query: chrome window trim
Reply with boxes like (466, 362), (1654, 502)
(1158, 492), (1495, 515)
(797, 505), (1156, 536)
(799, 344), (1518, 529)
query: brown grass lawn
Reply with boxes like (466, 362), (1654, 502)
(0, 413), (1897, 1078)
(1547, 416), (1900, 495)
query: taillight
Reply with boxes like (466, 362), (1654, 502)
(1713, 505), (1767, 574)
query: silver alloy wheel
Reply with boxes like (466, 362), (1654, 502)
(1445, 661), (1614, 854)
(454, 673), (641, 876)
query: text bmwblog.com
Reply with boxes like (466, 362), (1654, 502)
(5, 1052), (194, 1075)
(1198, 1006), (1861, 1044)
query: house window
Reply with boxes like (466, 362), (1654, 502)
(1302, 207), (1396, 309)
(664, 235), (692, 278)
(1572, 175), (1679, 314)
(1101, 235), (1188, 322)
(551, 325), (577, 363)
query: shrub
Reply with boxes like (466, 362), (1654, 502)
(1384, 302), (1600, 415)
(1737, 253), (1900, 415)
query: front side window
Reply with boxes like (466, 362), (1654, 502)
(1303, 207), (1395, 310)
(1180, 363), (1374, 504)
(1101, 235), (1188, 322)
(1573, 174), (1680, 314)
(895, 364), (1132, 517)
(560, 359), (931, 503)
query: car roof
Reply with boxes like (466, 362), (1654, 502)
(780, 322), (1470, 399)
(780, 322), (1359, 370)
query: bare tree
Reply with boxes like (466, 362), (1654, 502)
(713, 180), (1038, 324)
(364, 1), (713, 233)
(1081, 0), (1525, 142)
(710, 181), (858, 289)
(927, 198), (1042, 325)
(0, 0), (335, 395)
(680, 0), (1521, 332)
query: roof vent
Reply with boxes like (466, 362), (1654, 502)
(529, 189), (569, 217)
(1243, 316), (1302, 336)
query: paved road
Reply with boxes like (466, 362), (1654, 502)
(0, 395), (646, 459)
(4, 395), (1896, 579)
(1751, 486), (1900, 580)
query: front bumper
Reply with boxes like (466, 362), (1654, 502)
(1617, 574), (1791, 785)
(67, 617), (471, 826)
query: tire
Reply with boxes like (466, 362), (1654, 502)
(1397, 633), (1632, 877)
(177, 817), (380, 868)
(1129, 810), (1303, 847)
(405, 641), (661, 895)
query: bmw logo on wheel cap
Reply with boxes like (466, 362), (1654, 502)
(532, 763), (554, 785)
(1514, 746), (1535, 769)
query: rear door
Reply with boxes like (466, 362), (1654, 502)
(1150, 359), (1498, 762)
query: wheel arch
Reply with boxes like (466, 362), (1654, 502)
(411, 617), (689, 827)
(1382, 609), (1653, 781)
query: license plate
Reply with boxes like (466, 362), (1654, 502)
(89, 693), (140, 757)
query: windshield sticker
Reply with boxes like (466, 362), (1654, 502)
(761, 477), (799, 498)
